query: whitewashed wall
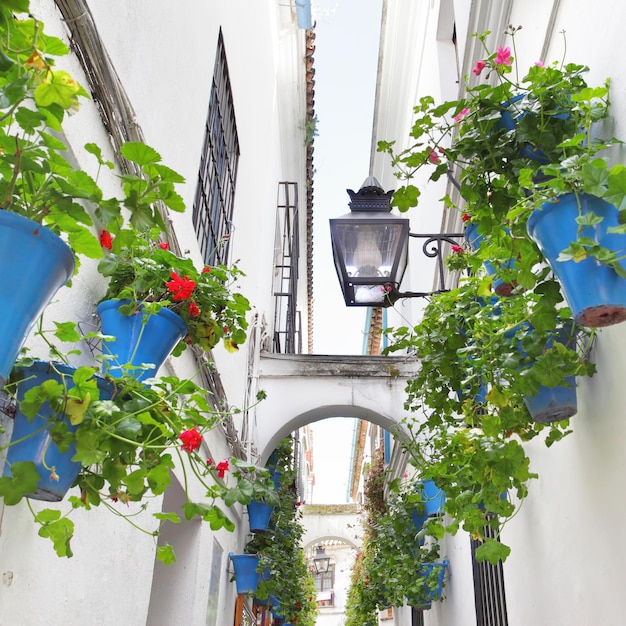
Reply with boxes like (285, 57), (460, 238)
(0, 2), (309, 625)
(374, 1), (626, 625)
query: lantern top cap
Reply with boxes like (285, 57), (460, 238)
(346, 176), (394, 213)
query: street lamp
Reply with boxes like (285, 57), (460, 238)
(313, 544), (330, 574)
(329, 177), (464, 307)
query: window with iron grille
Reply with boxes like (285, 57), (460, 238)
(193, 29), (240, 266)
(471, 522), (509, 626)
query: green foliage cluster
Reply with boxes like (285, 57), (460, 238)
(375, 27), (624, 564)
(246, 437), (317, 626)
(0, 1), (261, 563)
(345, 450), (448, 621)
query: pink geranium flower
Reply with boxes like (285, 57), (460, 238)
(495, 46), (512, 66)
(472, 60), (486, 76)
(454, 107), (470, 123)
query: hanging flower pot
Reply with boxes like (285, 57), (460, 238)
(408, 559), (449, 610)
(96, 299), (187, 381)
(0, 212), (75, 387)
(465, 223), (518, 296)
(1, 361), (114, 501)
(527, 193), (626, 327)
(508, 321), (578, 423)
(229, 553), (261, 595)
(247, 499), (275, 533)
(419, 479), (446, 516)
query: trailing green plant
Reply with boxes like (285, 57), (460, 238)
(246, 438), (317, 625)
(0, 321), (270, 561)
(378, 26), (626, 289)
(384, 274), (595, 563)
(345, 450), (448, 617)
(375, 26), (615, 564)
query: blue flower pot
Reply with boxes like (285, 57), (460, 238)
(229, 553), (261, 595)
(408, 559), (449, 609)
(0, 213), (74, 387)
(2, 361), (114, 501)
(527, 193), (626, 327)
(498, 94), (569, 164)
(465, 223), (517, 296)
(247, 499), (274, 532)
(419, 479), (445, 516)
(97, 299), (187, 381)
(508, 321), (578, 423)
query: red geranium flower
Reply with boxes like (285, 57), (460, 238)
(461, 212), (471, 222)
(158, 241), (169, 250)
(179, 427), (202, 453)
(165, 271), (196, 301)
(188, 301), (200, 317)
(216, 459), (230, 478)
(99, 230), (113, 250)
(451, 244), (464, 254)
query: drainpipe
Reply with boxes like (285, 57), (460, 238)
(296, 0), (312, 29)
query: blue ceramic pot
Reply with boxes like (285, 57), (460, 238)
(465, 223), (517, 296)
(419, 479), (446, 516)
(97, 299), (187, 381)
(408, 559), (449, 609)
(2, 361), (114, 501)
(229, 553), (261, 595)
(498, 94), (569, 163)
(0, 213), (74, 387)
(247, 499), (274, 532)
(508, 321), (578, 423)
(527, 193), (626, 327)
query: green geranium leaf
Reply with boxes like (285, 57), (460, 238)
(147, 463), (172, 495)
(53, 321), (81, 343)
(66, 228), (102, 260)
(73, 429), (106, 465)
(154, 512), (181, 524)
(474, 538), (511, 565)
(0, 461), (40, 504)
(120, 141), (161, 166)
(157, 544), (176, 566)
(391, 185), (420, 212)
(35, 513), (74, 558)
(34, 70), (82, 109)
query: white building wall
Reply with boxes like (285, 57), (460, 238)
(374, 1), (626, 625)
(0, 2), (309, 625)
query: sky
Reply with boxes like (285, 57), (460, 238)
(308, 0), (384, 504)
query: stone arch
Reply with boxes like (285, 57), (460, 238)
(255, 353), (420, 463)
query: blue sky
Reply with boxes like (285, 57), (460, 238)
(309, 0), (383, 503)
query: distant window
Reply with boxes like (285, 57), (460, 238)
(193, 29), (240, 266)
(314, 564), (335, 607)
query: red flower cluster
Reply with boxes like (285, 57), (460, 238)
(451, 244), (464, 254)
(158, 241), (169, 250)
(179, 427), (202, 453)
(99, 230), (113, 250)
(165, 271), (196, 301)
(216, 459), (229, 478)
(461, 212), (471, 222)
(188, 301), (200, 317)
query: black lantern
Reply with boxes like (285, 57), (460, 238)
(313, 544), (330, 574)
(330, 177), (409, 307)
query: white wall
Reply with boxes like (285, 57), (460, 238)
(0, 1), (308, 624)
(374, 1), (626, 625)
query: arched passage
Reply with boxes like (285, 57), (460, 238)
(255, 353), (421, 463)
